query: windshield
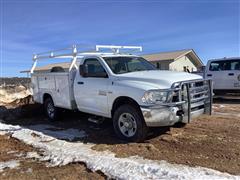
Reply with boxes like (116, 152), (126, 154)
(103, 56), (156, 74)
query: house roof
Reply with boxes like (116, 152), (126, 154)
(143, 49), (191, 62)
(142, 49), (203, 67)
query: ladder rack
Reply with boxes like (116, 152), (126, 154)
(30, 44), (143, 73)
(95, 45), (142, 53)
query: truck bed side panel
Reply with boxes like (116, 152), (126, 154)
(32, 72), (75, 110)
(38, 76), (56, 89)
(55, 74), (72, 109)
(31, 75), (41, 103)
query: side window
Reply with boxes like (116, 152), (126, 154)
(209, 61), (222, 71)
(230, 60), (240, 70)
(210, 60), (240, 71)
(83, 58), (108, 78)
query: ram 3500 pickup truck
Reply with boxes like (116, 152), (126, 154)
(30, 45), (212, 142)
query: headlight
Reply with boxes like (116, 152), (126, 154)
(142, 90), (168, 104)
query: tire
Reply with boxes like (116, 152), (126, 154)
(113, 105), (148, 142)
(44, 97), (59, 121)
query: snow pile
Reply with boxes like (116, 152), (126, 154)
(0, 85), (32, 105)
(0, 160), (20, 172)
(0, 123), (22, 135)
(26, 152), (42, 159)
(0, 122), (239, 180)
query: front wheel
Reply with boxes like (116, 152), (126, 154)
(113, 105), (148, 142)
(44, 97), (59, 121)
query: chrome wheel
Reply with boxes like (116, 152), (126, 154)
(118, 113), (137, 137)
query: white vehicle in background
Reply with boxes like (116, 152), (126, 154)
(205, 57), (240, 95)
(29, 45), (212, 142)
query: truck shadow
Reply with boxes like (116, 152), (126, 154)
(0, 103), (170, 145)
(213, 96), (240, 104)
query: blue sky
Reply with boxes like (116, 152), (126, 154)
(0, 0), (239, 77)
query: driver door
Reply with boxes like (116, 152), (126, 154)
(74, 58), (110, 117)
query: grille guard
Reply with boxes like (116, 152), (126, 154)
(173, 79), (212, 123)
(141, 79), (213, 123)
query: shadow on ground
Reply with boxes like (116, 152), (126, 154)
(213, 95), (240, 104)
(0, 103), (169, 144)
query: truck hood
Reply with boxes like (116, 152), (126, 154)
(115, 70), (202, 89)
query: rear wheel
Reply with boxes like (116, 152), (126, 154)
(113, 105), (148, 142)
(44, 97), (59, 121)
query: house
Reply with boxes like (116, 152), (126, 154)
(143, 49), (203, 72)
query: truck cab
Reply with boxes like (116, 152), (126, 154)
(30, 45), (212, 142)
(205, 57), (240, 95)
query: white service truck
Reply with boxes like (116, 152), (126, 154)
(204, 57), (240, 95)
(30, 45), (212, 142)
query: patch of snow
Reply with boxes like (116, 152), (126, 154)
(0, 123), (22, 132)
(26, 152), (41, 159)
(212, 104), (226, 109)
(213, 112), (240, 117)
(7, 150), (18, 154)
(14, 153), (25, 158)
(0, 124), (22, 136)
(0, 160), (20, 172)
(26, 168), (32, 173)
(0, 122), (240, 180)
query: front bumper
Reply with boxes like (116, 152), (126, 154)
(141, 106), (181, 126)
(141, 79), (212, 127)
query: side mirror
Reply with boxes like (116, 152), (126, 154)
(79, 65), (86, 77)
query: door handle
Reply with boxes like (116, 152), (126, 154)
(228, 73), (234, 76)
(77, 81), (84, 85)
(207, 74), (212, 77)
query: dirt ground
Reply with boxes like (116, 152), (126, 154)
(0, 135), (105, 180)
(0, 87), (240, 177)
(93, 112), (240, 175)
(91, 98), (240, 175)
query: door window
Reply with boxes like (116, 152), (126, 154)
(83, 58), (108, 78)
